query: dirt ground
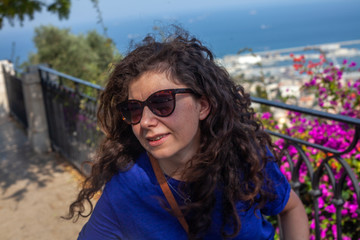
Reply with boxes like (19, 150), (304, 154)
(0, 116), (92, 240)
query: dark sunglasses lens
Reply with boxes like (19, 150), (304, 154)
(149, 91), (175, 116)
(122, 101), (143, 124)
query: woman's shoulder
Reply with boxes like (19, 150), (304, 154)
(105, 152), (157, 194)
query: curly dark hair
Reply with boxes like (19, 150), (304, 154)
(65, 29), (277, 239)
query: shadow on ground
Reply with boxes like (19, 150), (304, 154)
(0, 115), (89, 240)
(0, 115), (65, 200)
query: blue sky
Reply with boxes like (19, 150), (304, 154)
(1, 0), (359, 63)
(0, 0), (340, 31)
(1, 0), (289, 61)
(2, 0), (247, 30)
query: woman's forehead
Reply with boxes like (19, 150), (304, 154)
(127, 71), (187, 100)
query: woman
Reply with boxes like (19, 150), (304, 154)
(67, 31), (309, 239)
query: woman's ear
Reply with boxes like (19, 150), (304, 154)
(198, 96), (211, 120)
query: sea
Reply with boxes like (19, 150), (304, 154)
(1, 0), (360, 66)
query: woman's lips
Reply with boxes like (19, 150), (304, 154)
(147, 133), (170, 147)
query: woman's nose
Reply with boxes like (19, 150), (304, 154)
(139, 106), (158, 127)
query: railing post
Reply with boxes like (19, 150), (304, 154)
(0, 60), (12, 117)
(22, 65), (51, 153)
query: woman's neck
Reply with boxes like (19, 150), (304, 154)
(147, 153), (188, 181)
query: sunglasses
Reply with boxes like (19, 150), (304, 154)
(118, 88), (199, 125)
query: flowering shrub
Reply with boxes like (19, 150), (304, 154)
(260, 55), (360, 239)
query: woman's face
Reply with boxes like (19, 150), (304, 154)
(128, 71), (210, 175)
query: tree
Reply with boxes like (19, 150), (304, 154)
(22, 25), (121, 86)
(0, 0), (71, 29)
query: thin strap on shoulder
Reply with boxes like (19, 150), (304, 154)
(148, 154), (189, 234)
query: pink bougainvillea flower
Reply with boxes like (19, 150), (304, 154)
(337, 71), (343, 79)
(343, 102), (351, 110)
(331, 224), (337, 237)
(348, 202), (359, 212)
(322, 175), (329, 182)
(298, 127), (305, 133)
(325, 75), (333, 82)
(310, 219), (315, 230)
(320, 230), (327, 239)
(319, 87), (327, 95)
(261, 112), (272, 119)
(311, 148), (318, 155)
(349, 61), (357, 67)
(323, 68), (330, 74)
(342, 59), (348, 65)
(318, 197), (325, 209)
(342, 209), (349, 215)
(292, 111), (301, 117)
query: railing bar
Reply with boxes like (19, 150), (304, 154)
(265, 129), (342, 154)
(57, 85), (96, 103)
(336, 207), (343, 240)
(333, 156), (360, 200)
(38, 65), (104, 91)
(337, 125), (360, 155)
(313, 198), (321, 240)
(251, 96), (360, 125)
(39, 68), (99, 102)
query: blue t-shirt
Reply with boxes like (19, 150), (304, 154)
(78, 152), (290, 240)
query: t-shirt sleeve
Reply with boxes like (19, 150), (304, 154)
(77, 186), (122, 240)
(260, 155), (291, 216)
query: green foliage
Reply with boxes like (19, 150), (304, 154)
(232, 47), (271, 112)
(0, 0), (71, 29)
(22, 25), (122, 86)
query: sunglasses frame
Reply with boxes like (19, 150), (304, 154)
(117, 88), (199, 125)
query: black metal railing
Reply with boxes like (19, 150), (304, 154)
(2, 65), (28, 129)
(38, 66), (103, 173)
(252, 96), (360, 240)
